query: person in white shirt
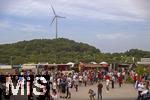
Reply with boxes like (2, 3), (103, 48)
(74, 77), (79, 92)
(137, 82), (145, 100)
(79, 75), (83, 86)
(51, 91), (58, 100)
(117, 72), (121, 78)
(52, 80), (57, 93)
(83, 75), (88, 87)
(57, 78), (61, 92)
(65, 80), (72, 99)
(106, 79), (110, 93)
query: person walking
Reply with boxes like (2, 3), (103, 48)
(65, 80), (72, 99)
(60, 80), (66, 99)
(118, 75), (123, 87)
(83, 74), (88, 87)
(74, 77), (79, 92)
(97, 81), (103, 100)
(52, 80), (57, 93)
(51, 91), (58, 100)
(105, 74), (110, 93)
(111, 75), (115, 89)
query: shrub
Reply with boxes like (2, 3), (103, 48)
(126, 76), (134, 83)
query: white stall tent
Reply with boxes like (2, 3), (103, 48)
(0, 65), (12, 69)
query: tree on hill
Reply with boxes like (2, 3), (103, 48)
(0, 38), (150, 64)
(0, 38), (101, 64)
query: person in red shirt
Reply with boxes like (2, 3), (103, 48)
(139, 75), (143, 82)
(105, 74), (110, 81)
(133, 74), (137, 84)
(118, 75), (123, 87)
(98, 72), (103, 81)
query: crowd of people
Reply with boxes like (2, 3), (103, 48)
(0, 67), (150, 100)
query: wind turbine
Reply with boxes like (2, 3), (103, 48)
(51, 5), (65, 39)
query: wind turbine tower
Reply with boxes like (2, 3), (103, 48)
(51, 5), (65, 39)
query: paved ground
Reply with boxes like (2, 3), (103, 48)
(2, 83), (137, 100)
(70, 83), (137, 100)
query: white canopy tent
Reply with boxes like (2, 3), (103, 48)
(0, 65), (12, 69)
(99, 62), (109, 67)
(67, 62), (75, 68)
(100, 62), (108, 65)
(90, 62), (97, 64)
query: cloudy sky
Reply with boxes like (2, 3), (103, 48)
(0, 0), (150, 53)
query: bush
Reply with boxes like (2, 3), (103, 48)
(134, 66), (150, 76)
(126, 76), (134, 83)
(135, 66), (144, 76)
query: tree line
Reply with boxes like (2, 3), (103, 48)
(0, 38), (150, 65)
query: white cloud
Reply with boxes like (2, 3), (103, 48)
(1, 0), (150, 52)
(95, 31), (150, 53)
(0, 20), (47, 34)
(1, 0), (47, 16)
(0, 20), (52, 44)
(131, 0), (150, 18)
(96, 31), (150, 41)
(96, 33), (130, 40)
(1, 0), (150, 21)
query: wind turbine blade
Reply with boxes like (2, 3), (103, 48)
(51, 17), (56, 25)
(51, 5), (56, 15)
(57, 16), (66, 18)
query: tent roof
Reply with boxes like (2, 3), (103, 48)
(100, 62), (108, 65)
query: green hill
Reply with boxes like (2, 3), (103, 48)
(0, 38), (101, 64)
(0, 38), (150, 64)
